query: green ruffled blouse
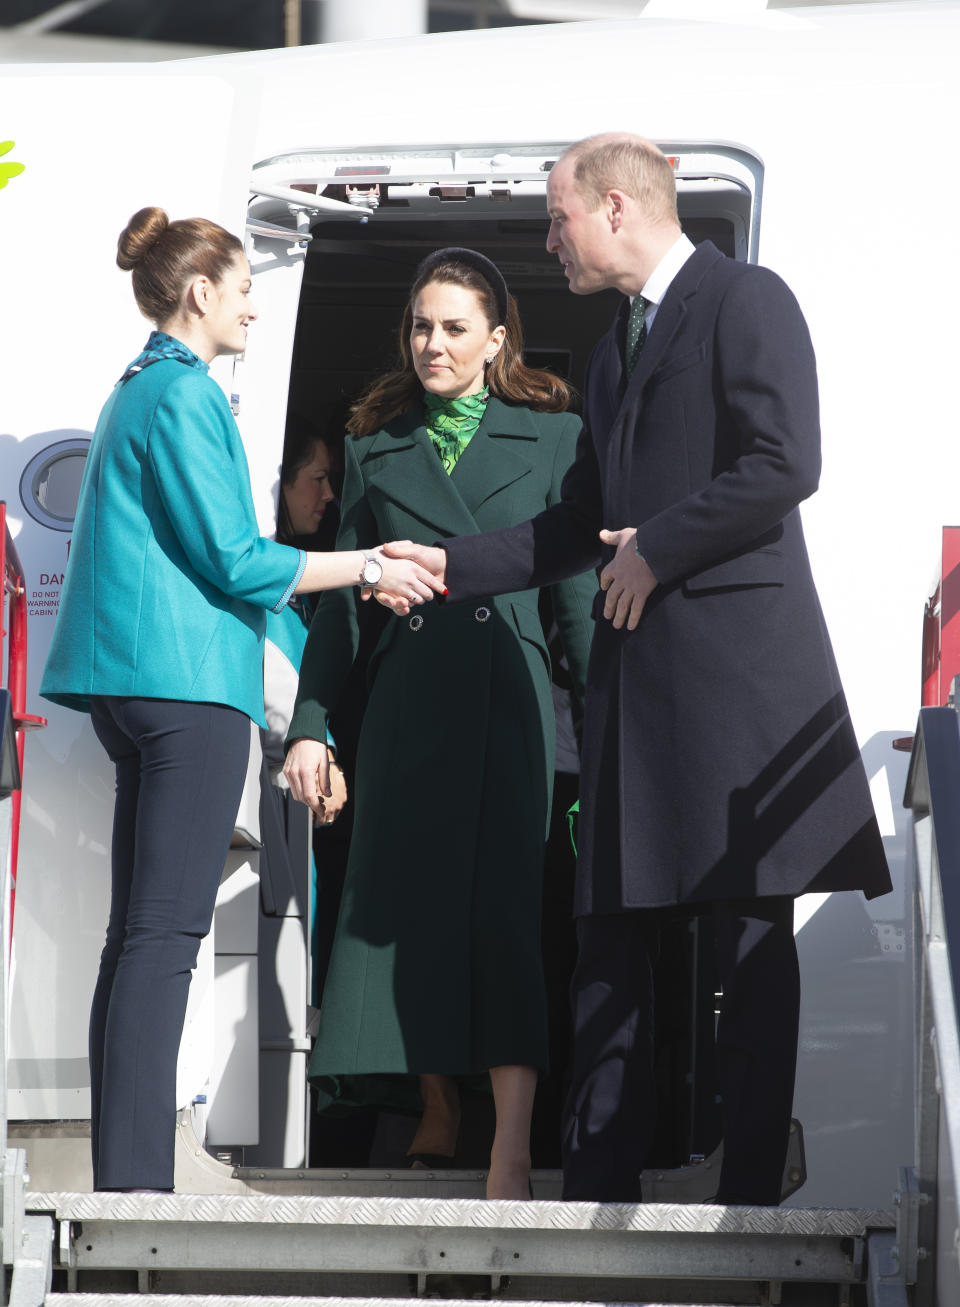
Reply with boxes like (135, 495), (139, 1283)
(423, 387), (489, 475)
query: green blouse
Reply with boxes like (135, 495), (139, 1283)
(423, 387), (489, 474)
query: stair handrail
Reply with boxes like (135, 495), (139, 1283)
(0, 506), (53, 1307)
(0, 501), (47, 930)
(903, 702), (960, 1301)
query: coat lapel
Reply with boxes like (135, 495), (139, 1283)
(600, 241), (724, 525)
(625, 293), (687, 397)
(360, 408), (478, 538)
(623, 240), (723, 402)
(358, 400), (537, 539)
(357, 392), (540, 535)
(451, 397), (538, 518)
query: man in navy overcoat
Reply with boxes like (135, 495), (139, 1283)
(390, 133), (891, 1204)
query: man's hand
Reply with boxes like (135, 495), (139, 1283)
(599, 527), (658, 630)
(380, 540), (448, 593)
(283, 737), (331, 819)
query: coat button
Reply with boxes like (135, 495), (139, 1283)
(409, 614), (424, 632)
(474, 606), (491, 623)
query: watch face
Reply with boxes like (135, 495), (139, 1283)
(363, 557), (384, 585)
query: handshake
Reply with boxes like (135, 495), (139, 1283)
(366, 527), (659, 629)
(359, 540), (448, 615)
(286, 526), (659, 817)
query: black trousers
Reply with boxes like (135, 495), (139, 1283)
(562, 897), (800, 1205)
(88, 696), (251, 1191)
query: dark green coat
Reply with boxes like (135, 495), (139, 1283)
(288, 398), (596, 1089)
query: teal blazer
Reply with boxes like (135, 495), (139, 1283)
(41, 359), (305, 727)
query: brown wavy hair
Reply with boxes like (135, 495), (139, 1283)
(348, 256), (573, 438)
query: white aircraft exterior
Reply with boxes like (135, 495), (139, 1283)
(1, 0), (958, 1211)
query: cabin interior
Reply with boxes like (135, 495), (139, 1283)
(283, 177), (750, 436)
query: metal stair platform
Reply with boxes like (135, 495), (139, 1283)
(26, 1189), (896, 1306)
(43, 1298), (734, 1306)
(43, 1297), (734, 1306)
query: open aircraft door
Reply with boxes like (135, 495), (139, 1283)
(237, 135), (914, 1209)
(244, 139), (762, 479)
(230, 138), (767, 1177)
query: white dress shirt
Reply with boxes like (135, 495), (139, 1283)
(630, 232), (696, 334)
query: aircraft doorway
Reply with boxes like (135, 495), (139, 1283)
(260, 143), (761, 1172)
(283, 194), (753, 439)
(247, 140), (761, 444)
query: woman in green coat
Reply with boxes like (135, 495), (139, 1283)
(284, 249), (595, 1198)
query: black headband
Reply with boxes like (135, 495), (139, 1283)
(413, 246), (509, 326)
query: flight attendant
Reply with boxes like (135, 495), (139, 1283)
(40, 206), (439, 1192)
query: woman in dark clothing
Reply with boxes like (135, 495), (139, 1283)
(284, 249), (595, 1198)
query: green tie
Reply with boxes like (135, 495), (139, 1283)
(626, 295), (648, 374)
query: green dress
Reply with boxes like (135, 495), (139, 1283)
(288, 396), (596, 1110)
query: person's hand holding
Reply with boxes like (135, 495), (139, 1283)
(283, 737), (331, 818)
(317, 749), (348, 826)
(358, 546), (445, 614)
(377, 541), (448, 609)
(599, 528), (658, 630)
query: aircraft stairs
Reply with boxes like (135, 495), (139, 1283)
(3, 524), (958, 1305)
(11, 1110), (905, 1307)
(19, 1183), (902, 1307)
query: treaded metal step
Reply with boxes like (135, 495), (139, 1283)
(44, 1298), (674, 1306)
(26, 1189), (895, 1234)
(28, 1190), (894, 1295)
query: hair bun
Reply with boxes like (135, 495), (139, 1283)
(116, 206), (169, 271)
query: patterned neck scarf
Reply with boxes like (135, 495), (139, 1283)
(119, 330), (209, 383)
(423, 387), (489, 475)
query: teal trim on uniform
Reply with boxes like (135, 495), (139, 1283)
(274, 550), (307, 613)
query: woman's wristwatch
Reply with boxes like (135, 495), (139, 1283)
(358, 550), (383, 587)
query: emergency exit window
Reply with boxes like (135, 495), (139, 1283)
(20, 438), (90, 531)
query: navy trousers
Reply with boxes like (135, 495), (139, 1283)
(562, 897), (800, 1205)
(88, 696), (251, 1191)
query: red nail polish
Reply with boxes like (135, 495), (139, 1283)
(443, 587), (449, 595)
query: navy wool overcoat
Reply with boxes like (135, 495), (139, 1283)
(443, 241), (892, 914)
